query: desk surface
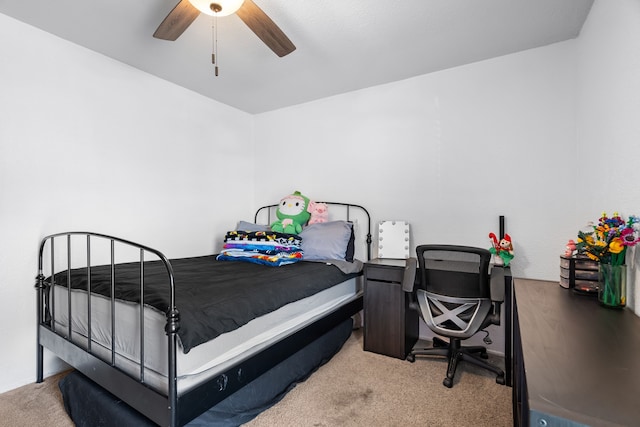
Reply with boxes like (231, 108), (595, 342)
(365, 258), (408, 268)
(515, 279), (640, 426)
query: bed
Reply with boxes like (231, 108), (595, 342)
(35, 202), (372, 426)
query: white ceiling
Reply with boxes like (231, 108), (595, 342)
(0, 0), (594, 114)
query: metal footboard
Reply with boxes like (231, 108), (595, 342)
(35, 232), (180, 426)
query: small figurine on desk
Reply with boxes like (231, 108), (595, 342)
(564, 239), (577, 257)
(489, 232), (514, 266)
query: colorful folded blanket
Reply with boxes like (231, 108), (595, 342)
(217, 230), (303, 266)
(216, 250), (303, 267)
(224, 230), (302, 247)
(223, 242), (300, 254)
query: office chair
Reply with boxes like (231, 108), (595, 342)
(406, 245), (506, 388)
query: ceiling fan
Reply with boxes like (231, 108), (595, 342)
(153, 0), (296, 57)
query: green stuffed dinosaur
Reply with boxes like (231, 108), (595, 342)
(271, 191), (311, 234)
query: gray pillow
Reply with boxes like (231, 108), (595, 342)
(300, 221), (353, 261)
(236, 221), (271, 232)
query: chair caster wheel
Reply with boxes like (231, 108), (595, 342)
(496, 375), (505, 385)
(443, 377), (453, 388)
(406, 354), (415, 363)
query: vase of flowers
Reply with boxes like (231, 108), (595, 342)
(598, 263), (627, 308)
(576, 212), (639, 308)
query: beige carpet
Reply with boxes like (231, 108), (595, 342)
(0, 330), (512, 426)
(0, 370), (74, 427)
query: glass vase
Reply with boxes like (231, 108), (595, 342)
(598, 263), (626, 308)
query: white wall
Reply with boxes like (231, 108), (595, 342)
(253, 39), (580, 353)
(254, 40), (578, 282)
(575, 0), (640, 312)
(0, 15), (254, 393)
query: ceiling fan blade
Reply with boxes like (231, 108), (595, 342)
(236, 0), (296, 57)
(153, 0), (201, 41)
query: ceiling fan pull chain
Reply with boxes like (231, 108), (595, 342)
(211, 16), (216, 65)
(211, 14), (219, 76)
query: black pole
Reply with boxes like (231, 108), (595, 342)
(499, 215), (505, 239)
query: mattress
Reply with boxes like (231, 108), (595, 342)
(51, 277), (359, 393)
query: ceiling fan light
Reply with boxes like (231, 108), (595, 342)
(189, 0), (245, 17)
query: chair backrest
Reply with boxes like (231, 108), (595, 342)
(416, 245), (491, 299)
(415, 245), (494, 338)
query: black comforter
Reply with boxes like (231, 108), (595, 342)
(49, 255), (359, 353)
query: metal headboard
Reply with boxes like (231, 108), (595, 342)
(254, 201), (372, 261)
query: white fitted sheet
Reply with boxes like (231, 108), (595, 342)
(51, 277), (358, 393)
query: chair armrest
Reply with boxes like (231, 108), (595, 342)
(402, 257), (417, 292)
(490, 265), (506, 303)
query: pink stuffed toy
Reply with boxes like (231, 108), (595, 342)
(307, 201), (329, 225)
(564, 239), (577, 257)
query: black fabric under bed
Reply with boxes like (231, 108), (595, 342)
(59, 318), (353, 427)
(49, 256), (358, 353)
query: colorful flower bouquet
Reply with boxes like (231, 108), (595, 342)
(576, 212), (640, 266)
(575, 212), (639, 308)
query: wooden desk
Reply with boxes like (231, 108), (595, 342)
(363, 258), (419, 359)
(513, 279), (640, 427)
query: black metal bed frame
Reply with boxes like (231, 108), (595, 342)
(35, 202), (371, 427)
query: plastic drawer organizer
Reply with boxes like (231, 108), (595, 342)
(559, 255), (599, 294)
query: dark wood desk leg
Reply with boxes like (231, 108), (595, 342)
(505, 274), (513, 387)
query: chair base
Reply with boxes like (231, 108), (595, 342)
(407, 337), (505, 388)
